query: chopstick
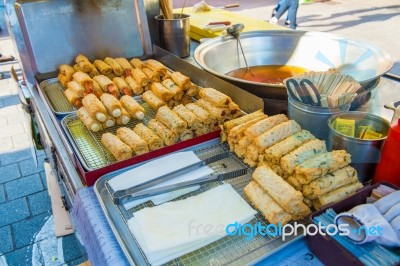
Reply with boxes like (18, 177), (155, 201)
(160, 0), (173, 19)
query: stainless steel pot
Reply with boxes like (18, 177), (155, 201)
(194, 31), (393, 102)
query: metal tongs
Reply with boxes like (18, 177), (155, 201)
(111, 151), (247, 204)
(226, 23), (254, 76)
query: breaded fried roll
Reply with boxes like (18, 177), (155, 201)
(148, 119), (178, 146)
(180, 95), (194, 105)
(100, 93), (123, 118)
(119, 95), (145, 120)
(82, 94), (108, 122)
(94, 59), (112, 75)
(58, 73), (70, 88)
(162, 79), (183, 101)
(171, 71), (190, 90)
(59, 64), (75, 77)
(133, 123), (164, 151)
(116, 127), (149, 156)
(221, 110), (265, 142)
(104, 57), (123, 76)
(101, 133), (132, 161)
(113, 77), (132, 96)
(75, 54), (91, 73)
(186, 83), (200, 97)
(179, 129), (194, 141)
(315, 182), (363, 209)
(115, 58), (133, 77)
(141, 67), (160, 82)
(228, 116), (267, 145)
(227, 101), (241, 118)
(91, 80), (103, 98)
(64, 89), (82, 108)
(145, 59), (167, 77)
(196, 99), (227, 121)
(129, 58), (144, 69)
(151, 82), (174, 102)
(88, 63), (99, 78)
(77, 107), (102, 132)
(172, 104), (200, 129)
(167, 99), (179, 109)
(156, 106), (187, 134)
(199, 87), (232, 108)
(185, 103), (213, 125)
(125, 76), (143, 95)
(67, 81), (85, 97)
(142, 90), (166, 110)
(93, 75), (120, 98)
(73, 71), (94, 94)
(116, 107), (131, 125)
(132, 68), (150, 88)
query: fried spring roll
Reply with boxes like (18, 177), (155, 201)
(133, 123), (164, 151)
(101, 133), (132, 161)
(142, 90), (166, 110)
(72, 64), (81, 72)
(72, 72), (94, 94)
(179, 129), (194, 141)
(75, 54), (92, 73)
(88, 63), (99, 78)
(102, 113), (116, 128)
(145, 59), (167, 76)
(315, 182), (363, 209)
(113, 77), (132, 96)
(64, 89), (82, 107)
(227, 101), (241, 118)
(185, 103), (213, 125)
(171, 71), (190, 90)
(132, 68), (150, 88)
(196, 99), (227, 121)
(172, 104), (200, 129)
(93, 75), (120, 98)
(58, 73), (70, 88)
(228, 116), (267, 145)
(67, 81), (85, 97)
(94, 59), (112, 75)
(221, 110), (265, 142)
(119, 95), (145, 120)
(115, 58), (133, 77)
(116, 127), (149, 156)
(148, 119), (178, 146)
(162, 79), (183, 101)
(82, 94), (108, 122)
(141, 67), (160, 82)
(151, 82), (174, 101)
(156, 106), (187, 134)
(91, 80), (103, 98)
(130, 58), (144, 69)
(186, 83), (200, 97)
(59, 64), (75, 78)
(77, 107), (102, 132)
(104, 57), (124, 76)
(125, 76), (143, 95)
(180, 95), (193, 105)
(199, 87), (232, 108)
(167, 99), (179, 108)
(100, 93), (123, 118)
(116, 107), (131, 125)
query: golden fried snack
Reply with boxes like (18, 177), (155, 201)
(148, 119), (178, 146)
(58, 73), (70, 88)
(142, 90), (166, 110)
(171, 71), (190, 90)
(102, 113), (116, 128)
(106, 73), (117, 80)
(88, 63), (99, 78)
(196, 99), (227, 121)
(130, 58), (144, 69)
(141, 67), (160, 82)
(72, 71), (94, 95)
(115, 58), (133, 77)
(113, 77), (132, 96)
(227, 101), (241, 119)
(179, 129), (194, 141)
(116, 107), (131, 125)
(77, 107), (102, 132)
(156, 106), (187, 134)
(162, 79), (183, 101)
(151, 82), (174, 102)
(185, 103), (213, 125)
(101, 133), (132, 161)
(167, 99), (179, 109)
(132, 68), (150, 88)
(82, 94), (108, 122)
(186, 83), (200, 97)
(116, 127), (149, 156)
(100, 93), (123, 118)
(94, 59), (112, 75)
(125, 76), (143, 95)
(145, 59), (167, 77)
(67, 81), (85, 97)
(294, 150), (352, 185)
(220, 110), (265, 142)
(286, 176), (303, 191)
(172, 104), (201, 129)
(314, 182), (363, 210)
(75, 54), (91, 73)
(119, 95), (145, 120)
(59, 64), (75, 77)
(64, 89), (82, 108)
(133, 123), (164, 151)
(180, 95), (194, 105)
(228, 116), (267, 146)
(199, 87), (232, 108)
(93, 75), (120, 98)
(244, 180), (292, 225)
(104, 57), (124, 76)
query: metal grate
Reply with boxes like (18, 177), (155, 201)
(41, 79), (76, 114)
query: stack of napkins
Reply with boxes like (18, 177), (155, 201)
(128, 184), (257, 265)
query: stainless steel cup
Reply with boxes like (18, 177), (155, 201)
(155, 14), (190, 58)
(327, 112), (390, 183)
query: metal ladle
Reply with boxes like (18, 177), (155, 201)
(226, 23), (254, 76)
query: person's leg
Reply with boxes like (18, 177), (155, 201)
(272, 3), (281, 18)
(274, 0), (290, 20)
(287, 0), (299, 29)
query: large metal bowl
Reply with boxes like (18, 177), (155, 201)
(194, 30), (393, 101)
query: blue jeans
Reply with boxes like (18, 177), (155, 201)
(275, 0), (299, 29)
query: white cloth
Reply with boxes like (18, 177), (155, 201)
(128, 184), (257, 265)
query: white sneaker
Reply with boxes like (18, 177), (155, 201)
(269, 17), (278, 24)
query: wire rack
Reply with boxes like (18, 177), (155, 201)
(40, 78), (76, 115)
(110, 143), (285, 266)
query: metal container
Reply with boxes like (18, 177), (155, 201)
(327, 112), (391, 183)
(288, 96), (351, 141)
(194, 30), (393, 109)
(155, 14), (190, 58)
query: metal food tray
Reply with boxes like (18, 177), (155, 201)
(39, 78), (76, 117)
(94, 140), (305, 266)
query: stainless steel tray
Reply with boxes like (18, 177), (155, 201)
(94, 140), (305, 266)
(39, 78), (76, 117)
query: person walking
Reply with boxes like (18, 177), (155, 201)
(269, 0), (299, 29)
